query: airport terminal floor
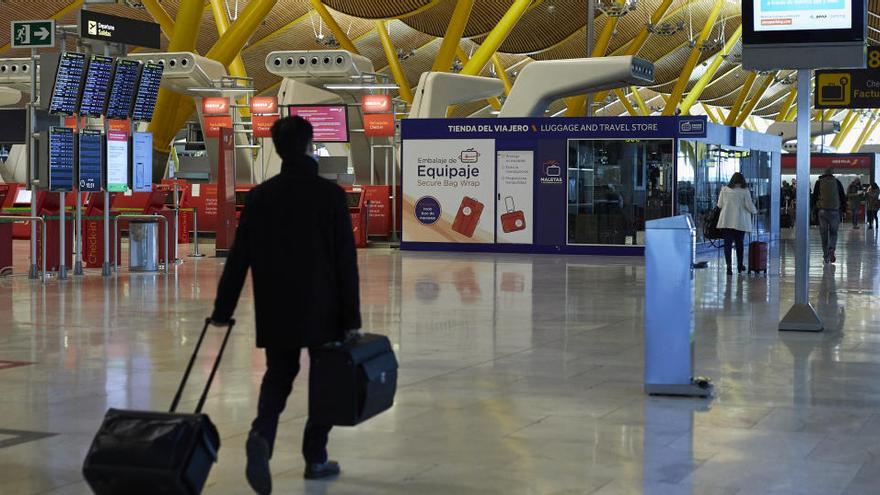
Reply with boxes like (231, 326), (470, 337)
(1, 230), (880, 495)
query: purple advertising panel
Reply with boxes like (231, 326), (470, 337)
(288, 105), (349, 142)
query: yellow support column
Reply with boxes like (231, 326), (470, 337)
(851, 110), (879, 152)
(309, 0), (360, 54)
(148, 0), (206, 155)
(662, 0), (726, 116)
(453, 48), (502, 111)
(209, 0), (250, 117)
(461, 0), (532, 76)
(565, 12), (623, 117)
(725, 72), (758, 125)
(678, 26), (742, 115)
(142, 0), (175, 39)
(376, 21), (414, 104)
(702, 103), (719, 123)
(831, 111), (858, 149)
(492, 54), (513, 95)
(591, 0), (674, 106)
(432, 0), (475, 72)
(853, 113), (880, 151)
(630, 87), (650, 116)
(614, 89), (640, 116)
(734, 72), (776, 127)
(775, 88), (797, 122)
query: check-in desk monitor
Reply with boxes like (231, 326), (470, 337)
(48, 52), (86, 115)
(13, 189), (32, 206)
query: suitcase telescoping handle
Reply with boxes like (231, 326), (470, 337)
(170, 318), (235, 414)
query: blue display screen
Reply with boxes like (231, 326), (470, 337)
(49, 52), (86, 115)
(79, 55), (114, 117)
(132, 62), (163, 122)
(79, 129), (103, 192)
(48, 127), (75, 192)
(132, 131), (153, 192)
(106, 59), (141, 120)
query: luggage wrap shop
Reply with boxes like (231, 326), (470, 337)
(400, 116), (782, 255)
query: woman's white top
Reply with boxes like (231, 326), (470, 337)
(716, 186), (758, 232)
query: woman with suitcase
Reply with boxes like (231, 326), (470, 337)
(716, 172), (758, 275)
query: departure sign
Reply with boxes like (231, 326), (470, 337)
(48, 127), (75, 192)
(132, 132), (153, 192)
(132, 62), (163, 122)
(79, 129), (103, 192)
(79, 55), (114, 117)
(106, 59), (141, 120)
(106, 130), (129, 192)
(48, 52), (86, 115)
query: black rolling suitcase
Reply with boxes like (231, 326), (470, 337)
(82, 319), (235, 495)
(309, 333), (398, 427)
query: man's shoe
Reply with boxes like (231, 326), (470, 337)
(830, 249), (836, 263)
(246, 432), (272, 494)
(304, 460), (341, 480)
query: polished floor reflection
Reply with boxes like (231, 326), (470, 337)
(1, 228), (879, 494)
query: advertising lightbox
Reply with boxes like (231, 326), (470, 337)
(106, 130), (129, 192)
(131, 131), (153, 192)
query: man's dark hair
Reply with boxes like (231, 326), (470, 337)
(271, 116), (313, 161)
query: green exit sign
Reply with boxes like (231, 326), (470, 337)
(10, 20), (55, 48)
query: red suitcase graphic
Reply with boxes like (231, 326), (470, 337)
(500, 196), (526, 233)
(452, 197), (484, 238)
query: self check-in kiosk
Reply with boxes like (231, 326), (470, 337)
(344, 187), (368, 248)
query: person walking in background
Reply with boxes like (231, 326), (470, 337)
(717, 172), (758, 275)
(866, 183), (880, 230)
(847, 178), (864, 228)
(812, 168), (847, 264)
(210, 116), (362, 494)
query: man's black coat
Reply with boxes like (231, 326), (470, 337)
(211, 155), (361, 348)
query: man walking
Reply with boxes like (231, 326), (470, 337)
(210, 116), (361, 494)
(811, 168), (847, 264)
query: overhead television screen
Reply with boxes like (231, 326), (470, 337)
(131, 131), (153, 193)
(288, 105), (349, 142)
(48, 127), (75, 192)
(744, 0), (866, 44)
(106, 59), (141, 120)
(132, 62), (163, 122)
(48, 52), (87, 115)
(79, 55), (114, 117)
(79, 129), (103, 192)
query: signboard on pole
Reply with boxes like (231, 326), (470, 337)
(11, 20), (55, 48)
(816, 46), (880, 109)
(80, 11), (160, 49)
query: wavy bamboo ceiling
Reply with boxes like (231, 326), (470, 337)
(1, 0), (878, 122)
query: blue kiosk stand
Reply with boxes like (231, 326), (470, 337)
(644, 214), (712, 397)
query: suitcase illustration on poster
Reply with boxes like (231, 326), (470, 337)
(452, 197), (484, 238)
(500, 196), (526, 233)
(748, 241), (768, 275)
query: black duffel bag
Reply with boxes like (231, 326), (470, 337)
(82, 319), (234, 495)
(704, 206), (722, 240)
(309, 333), (398, 426)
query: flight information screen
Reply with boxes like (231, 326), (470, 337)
(106, 59), (141, 120)
(132, 62), (163, 122)
(79, 55), (114, 117)
(48, 127), (75, 192)
(48, 52), (87, 115)
(79, 129), (103, 192)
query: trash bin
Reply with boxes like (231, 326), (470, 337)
(129, 220), (159, 272)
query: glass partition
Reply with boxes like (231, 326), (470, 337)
(568, 139), (674, 245)
(677, 140), (772, 241)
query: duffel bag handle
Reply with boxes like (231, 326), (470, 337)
(170, 318), (235, 414)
